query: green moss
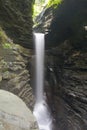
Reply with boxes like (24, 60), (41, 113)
(0, 0), (33, 48)
(0, 27), (12, 49)
(0, 27), (7, 44)
(47, 0), (62, 8)
(2, 43), (12, 49)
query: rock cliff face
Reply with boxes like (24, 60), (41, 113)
(46, 0), (87, 48)
(35, 0), (87, 48)
(35, 0), (87, 129)
(0, 0), (33, 48)
(0, 0), (87, 129)
(0, 30), (34, 110)
(45, 42), (87, 130)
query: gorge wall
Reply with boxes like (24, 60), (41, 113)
(0, 0), (33, 48)
(35, 0), (87, 129)
(0, 0), (34, 110)
(0, 0), (87, 129)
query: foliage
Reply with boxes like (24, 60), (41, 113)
(33, 4), (41, 18)
(47, 0), (62, 8)
(33, 0), (46, 19)
(33, 0), (62, 20)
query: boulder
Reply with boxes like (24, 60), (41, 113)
(0, 89), (38, 130)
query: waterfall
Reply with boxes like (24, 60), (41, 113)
(34, 33), (44, 102)
(33, 33), (53, 130)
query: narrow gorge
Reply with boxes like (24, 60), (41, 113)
(0, 0), (87, 130)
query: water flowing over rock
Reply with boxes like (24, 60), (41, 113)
(34, 1), (87, 129)
(0, 0), (87, 129)
(33, 33), (53, 130)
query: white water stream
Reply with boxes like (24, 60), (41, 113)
(33, 33), (53, 130)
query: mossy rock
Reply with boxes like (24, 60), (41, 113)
(0, 0), (33, 48)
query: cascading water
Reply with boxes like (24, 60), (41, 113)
(33, 33), (53, 130)
(34, 33), (44, 102)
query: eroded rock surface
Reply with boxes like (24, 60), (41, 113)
(0, 43), (34, 110)
(0, 0), (33, 48)
(34, 1), (87, 129)
(45, 42), (87, 130)
(0, 90), (38, 130)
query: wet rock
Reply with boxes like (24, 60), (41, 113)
(34, 6), (54, 33)
(45, 43), (87, 130)
(8, 65), (23, 72)
(2, 71), (16, 80)
(0, 75), (2, 82)
(35, 0), (87, 49)
(0, 43), (34, 110)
